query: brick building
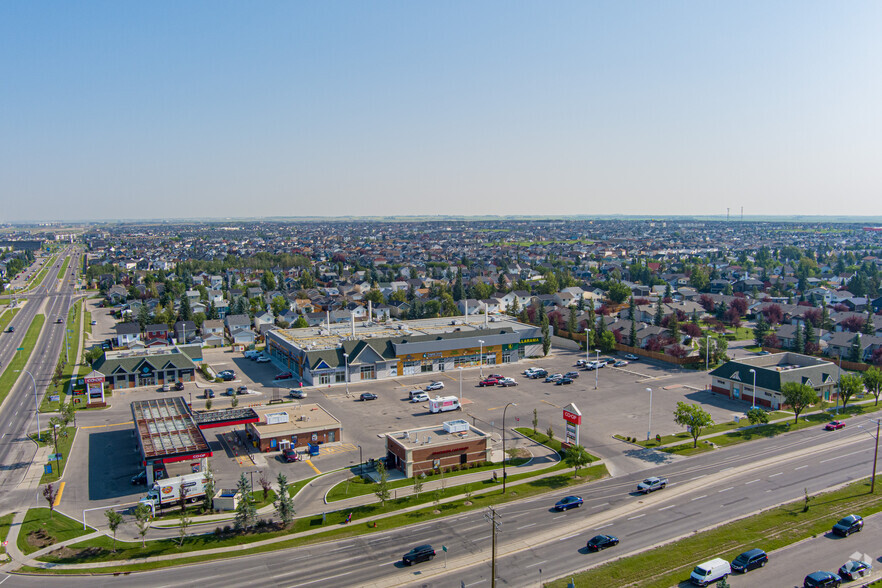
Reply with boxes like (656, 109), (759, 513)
(384, 420), (491, 478)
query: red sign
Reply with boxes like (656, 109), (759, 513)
(563, 410), (582, 425)
(161, 452), (212, 464)
(84, 375), (104, 385)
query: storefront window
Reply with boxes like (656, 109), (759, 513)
(360, 365), (376, 380)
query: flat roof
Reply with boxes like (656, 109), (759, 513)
(131, 396), (211, 460)
(386, 422), (490, 449)
(250, 403), (341, 438)
(729, 352), (830, 371)
(269, 316), (536, 352)
(192, 407), (259, 429)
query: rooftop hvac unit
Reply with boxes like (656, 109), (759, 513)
(266, 412), (289, 425)
(443, 419), (470, 434)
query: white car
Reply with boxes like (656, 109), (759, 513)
(410, 392), (430, 403)
(256, 356), (271, 363)
(425, 381), (444, 391)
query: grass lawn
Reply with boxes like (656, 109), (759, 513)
(623, 412), (791, 448)
(326, 458), (530, 502)
(0, 314), (45, 407)
(0, 512), (14, 545)
(31, 427), (77, 484)
(84, 311), (91, 337)
(0, 307), (19, 332)
(547, 478), (882, 588)
(153, 490), (278, 522)
(40, 299), (83, 413)
(17, 508), (94, 556)
(35, 464), (608, 567)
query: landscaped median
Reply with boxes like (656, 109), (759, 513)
(0, 307), (19, 332)
(31, 426), (77, 484)
(21, 461), (608, 574)
(546, 477), (882, 588)
(39, 299), (84, 413)
(17, 508), (94, 557)
(0, 314), (45, 407)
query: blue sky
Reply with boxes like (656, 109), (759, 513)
(2, 2), (881, 221)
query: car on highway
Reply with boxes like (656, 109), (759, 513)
(6, 326), (13, 333)
(731, 548), (768, 573)
(410, 392), (429, 403)
(205, 389), (215, 399)
(274, 372), (293, 380)
(553, 495), (583, 511)
(360, 392), (378, 401)
(55, 318), (63, 324)
(289, 389), (307, 399)
(824, 421), (845, 431)
(637, 476), (667, 493)
(614, 360), (629, 367)
(402, 544), (435, 566)
(832, 514), (863, 536)
(425, 381), (444, 391)
(255, 356), (271, 363)
(624, 354), (639, 360)
(803, 571), (842, 588)
(479, 377), (501, 387)
(838, 560), (872, 581)
(555, 377), (574, 385)
(544, 373), (563, 382)
(498, 377), (518, 387)
(586, 534), (619, 551)
(174, 381), (185, 391)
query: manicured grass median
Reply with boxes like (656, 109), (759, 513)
(547, 477), (882, 588)
(0, 314), (45, 407)
(0, 512), (14, 545)
(0, 307), (19, 333)
(32, 427), (77, 484)
(40, 299), (83, 413)
(35, 464), (608, 568)
(17, 508), (94, 556)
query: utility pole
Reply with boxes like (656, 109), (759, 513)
(484, 506), (501, 588)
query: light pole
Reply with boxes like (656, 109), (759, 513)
(52, 424), (60, 474)
(343, 353), (349, 397)
(586, 330), (591, 366)
(858, 419), (881, 493)
(502, 402), (517, 493)
(478, 340), (485, 379)
(646, 387), (653, 441)
(458, 366), (463, 402)
(705, 334), (710, 371)
(357, 444), (363, 475)
(749, 368), (756, 409)
(17, 369), (40, 438)
(594, 349), (600, 390)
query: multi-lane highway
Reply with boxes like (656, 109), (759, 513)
(0, 247), (80, 513)
(2, 406), (878, 587)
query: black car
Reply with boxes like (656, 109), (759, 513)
(732, 548), (768, 573)
(205, 389), (215, 399)
(402, 544), (435, 566)
(174, 381), (185, 391)
(360, 392), (378, 401)
(586, 534), (619, 551)
(563, 371), (580, 379)
(219, 371), (235, 381)
(832, 514), (863, 536)
(130, 471), (147, 485)
(804, 571), (841, 588)
(555, 377), (574, 385)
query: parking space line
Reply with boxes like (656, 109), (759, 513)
(305, 459), (321, 475)
(81, 421), (133, 429)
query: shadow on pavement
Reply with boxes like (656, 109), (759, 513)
(88, 429), (142, 501)
(622, 447), (677, 465)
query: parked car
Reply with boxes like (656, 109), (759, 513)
(575, 359), (587, 367)
(274, 372), (293, 380)
(256, 356), (271, 363)
(586, 534), (619, 551)
(219, 370), (235, 381)
(555, 377), (574, 385)
(290, 389), (307, 399)
(838, 560), (872, 581)
(282, 448), (301, 463)
(614, 360), (629, 367)
(498, 377), (518, 387)
(624, 354), (639, 360)
(731, 548), (768, 573)
(237, 386), (248, 395)
(563, 371), (580, 379)
(479, 377), (501, 387)
(832, 514), (863, 536)
(425, 381), (444, 391)
(205, 389), (215, 399)
(803, 571), (842, 588)
(603, 358), (616, 365)
(225, 387), (236, 396)
(408, 389), (426, 400)
(824, 421), (845, 431)
(410, 392), (429, 403)
(90, 320), (97, 325)
(174, 381), (185, 391)
(554, 495), (583, 511)
(55, 318), (63, 324)
(402, 544), (435, 566)
(584, 363), (596, 371)
(544, 374), (563, 382)
(360, 392), (378, 401)
(130, 471), (147, 485)
(691, 558), (731, 587)
(161, 383), (171, 392)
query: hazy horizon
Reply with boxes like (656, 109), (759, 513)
(2, 2), (881, 222)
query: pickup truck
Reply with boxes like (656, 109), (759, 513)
(637, 476), (667, 493)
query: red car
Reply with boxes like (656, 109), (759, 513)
(274, 372), (293, 380)
(825, 421), (845, 431)
(479, 377), (500, 387)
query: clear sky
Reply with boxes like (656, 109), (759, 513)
(2, 1), (881, 222)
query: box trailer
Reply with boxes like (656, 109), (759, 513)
(429, 396), (461, 413)
(140, 472), (207, 509)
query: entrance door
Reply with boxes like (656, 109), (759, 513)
(732, 385), (740, 399)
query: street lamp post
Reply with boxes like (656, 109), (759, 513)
(343, 353), (349, 397)
(502, 402), (517, 493)
(52, 424), (60, 474)
(478, 340), (485, 379)
(646, 387), (653, 441)
(586, 330), (591, 366)
(594, 349), (600, 390)
(458, 366), (463, 402)
(749, 368), (757, 409)
(357, 444), (363, 475)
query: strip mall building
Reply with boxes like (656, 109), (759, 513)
(265, 316), (543, 386)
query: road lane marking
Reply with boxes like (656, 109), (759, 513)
(525, 561), (546, 568)
(53, 481), (65, 506)
(658, 505), (675, 511)
(768, 472), (783, 477)
(594, 523), (613, 530)
(552, 514), (566, 520)
(81, 421), (133, 429)
(795, 465), (809, 470)
(291, 571), (353, 586)
(820, 449), (866, 464)
(718, 487), (733, 493)
(517, 523), (536, 530)
(305, 459), (321, 475)
(558, 533), (581, 541)
(591, 502), (609, 509)
(691, 495), (707, 501)
(745, 479), (761, 485)
(627, 514), (645, 520)
(688, 475), (706, 481)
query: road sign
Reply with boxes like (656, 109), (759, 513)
(442, 545), (447, 552)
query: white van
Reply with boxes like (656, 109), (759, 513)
(690, 558), (731, 586)
(429, 396), (461, 413)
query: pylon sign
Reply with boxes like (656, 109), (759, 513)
(562, 403), (582, 447)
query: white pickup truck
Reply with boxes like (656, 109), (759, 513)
(637, 476), (667, 494)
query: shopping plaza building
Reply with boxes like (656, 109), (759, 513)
(265, 316), (543, 386)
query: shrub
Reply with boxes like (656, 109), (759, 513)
(223, 525), (232, 534)
(214, 526), (223, 536)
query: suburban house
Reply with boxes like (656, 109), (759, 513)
(174, 321), (197, 344)
(144, 323), (170, 347)
(115, 322), (142, 348)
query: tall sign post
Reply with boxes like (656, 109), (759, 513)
(562, 403), (582, 448)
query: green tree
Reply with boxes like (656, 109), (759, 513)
(234, 473), (256, 531)
(178, 502), (191, 546)
(105, 509), (123, 552)
(563, 444), (592, 477)
(532, 408), (538, 434)
(179, 295), (192, 322)
(541, 317), (551, 357)
(862, 366), (882, 405)
(231, 393), (239, 409)
(364, 289), (384, 305)
(794, 326), (804, 353)
(274, 472), (296, 527)
(863, 310), (875, 336)
(746, 407), (769, 425)
(849, 334), (863, 363)
(600, 330), (616, 353)
(673, 402), (715, 448)
(689, 266), (710, 291)
(753, 313), (770, 347)
(629, 320), (638, 347)
(654, 298), (664, 326)
(374, 460), (390, 506)
(293, 316), (309, 328)
(133, 502), (151, 548)
(627, 296), (635, 322)
(412, 474), (424, 499)
(270, 295), (288, 317)
(202, 468), (215, 513)
(607, 281), (631, 304)
(261, 270), (276, 291)
(42, 483), (57, 519)
(567, 306), (577, 335)
(780, 382), (817, 423)
(838, 373), (864, 409)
